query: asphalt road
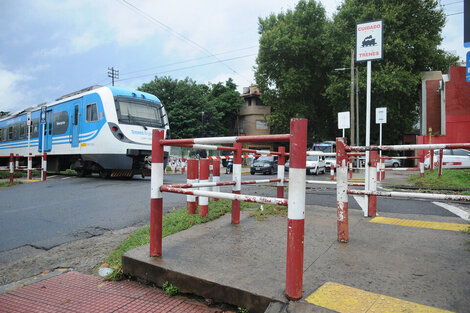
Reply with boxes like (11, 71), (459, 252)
(0, 171), (465, 254)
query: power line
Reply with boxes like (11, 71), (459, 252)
(446, 11), (463, 16)
(107, 67), (119, 86)
(441, 0), (463, 6)
(116, 53), (257, 83)
(117, 0), (251, 83)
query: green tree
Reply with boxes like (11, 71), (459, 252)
(138, 76), (243, 139)
(255, 0), (331, 142)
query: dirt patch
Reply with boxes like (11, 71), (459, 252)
(0, 226), (139, 286)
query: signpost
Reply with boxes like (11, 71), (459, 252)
(356, 19), (383, 216)
(41, 106), (46, 153)
(376, 107), (387, 181)
(27, 112), (31, 158)
(338, 111), (350, 138)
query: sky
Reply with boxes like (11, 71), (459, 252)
(0, 0), (467, 113)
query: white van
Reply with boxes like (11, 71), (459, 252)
(424, 149), (470, 169)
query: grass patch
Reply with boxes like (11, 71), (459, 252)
(408, 169), (470, 195)
(0, 170), (41, 179)
(101, 199), (252, 280)
(248, 204), (287, 221)
(0, 181), (23, 188)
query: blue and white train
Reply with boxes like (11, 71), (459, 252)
(0, 85), (170, 178)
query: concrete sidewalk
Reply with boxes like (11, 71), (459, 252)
(123, 205), (470, 313)
(0, 271), (225, 312)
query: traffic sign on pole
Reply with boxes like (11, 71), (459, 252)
(376, 107), (387, 124)
(338, 111), (350, 138)
(356, 20), (383, 62)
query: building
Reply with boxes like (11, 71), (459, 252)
(238, 86), (272, 151)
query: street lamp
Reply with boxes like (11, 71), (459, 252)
(334, 67), (360, 146)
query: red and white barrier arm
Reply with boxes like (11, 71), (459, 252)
(180, 143), (236, 152)
(347, 189), (470, 202)
(241, 178), (281, 185)
(383, 168), (419, 171)
(160, 186), (288, 206)
(232, 142), (242, 224)
(150, 129), (165, 257)
(306, 151), (336, 156)
(161, 134), (290, 146)
(347, 143), (470, 152)
(286, 118), (307, 301)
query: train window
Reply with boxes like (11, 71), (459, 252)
(0, 128), (3, 141)
(19, 123), (26, 139)
(8, 126), (13, 141)
(53, 111), (69, 135)
(31, 118), (39, 138)
(2, 128), (7, 141)
(115, 98), (164, 128)
(86, 103), (98, 122)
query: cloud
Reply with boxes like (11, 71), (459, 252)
(0, 65), (34, 113)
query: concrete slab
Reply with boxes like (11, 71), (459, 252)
(123, 205), (470, 313)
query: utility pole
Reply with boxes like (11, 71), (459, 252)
(107, 67), (119, 86)
(356, 68), (359, 146)
(350, 49), (355, 146)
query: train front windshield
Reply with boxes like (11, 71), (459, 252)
(115, 98), (165, 128)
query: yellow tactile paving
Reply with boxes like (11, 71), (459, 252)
(305, 282), (454, 313)
(369, 217), (469, 232)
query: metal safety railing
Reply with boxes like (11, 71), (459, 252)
(0, 153), (47, 184)
(151, 118), (308, 300)
(335, 138), (470, 243)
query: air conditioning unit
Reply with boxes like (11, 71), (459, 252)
(243, 87), (250, 94)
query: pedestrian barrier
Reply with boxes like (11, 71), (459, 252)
(335, 138), (470, 242)
(0, 153), (47, 184)
(151, 118), (307, 300)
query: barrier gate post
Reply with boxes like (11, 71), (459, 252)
(336, 138), (348, 243)
(286, 118), (307, 301)
(187, 159), (198, 214)
(438, 149), (443, 177)
(9, 153), (14, 184)
(419, 155), (425, 178)
(28, 153), (32, 180)
(212, 159), (220, 202)
(277, 146), (285, 198)
(42, 153), (47, 181)
(150, 129), (165, 257)
(231, 142), (242, 224)
(368, 150), (378, 217)
(199, 158), (210, 217)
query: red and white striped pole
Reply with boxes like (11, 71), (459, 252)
(286, 118), (307, 301)
(336, 138), (348, 243)
(430, 149), (434, 173)
(419, 155), (425, 178)
(231, 142), (242, 224)
(186, 159), (199, 214)
(368, 150), (378, 217)
(15, 154), (19, 170)
(199, 158), (210, 217)
(438, 149), (443, 177)
(150, 129), (165, 257)
(9, 153), (14, 184)
(212, 159), (220, 202)
(330, 164), (334, 181)
(28, 153), (32, 180)
(277, 146), (285, 198)
(349, 161), (353, 179)
(42, 153), (47, 181)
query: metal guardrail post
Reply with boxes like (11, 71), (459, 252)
(419, 155), (425, 178)
(231, 142), (242, 224)
(41, 153), (47, 181)
(9, 153), (14, 184)
(212, 160), (220, 202)
(285, 118), (307, 301)
(186, 159), (198, 214)
(330, 164), (335, 181)
(199, 159), (210, 217)
(368, 151), (378, 217)
(277, 146), (285, 198)
(438, 149), (443, 177)
(336, 138), (348, 243)
(150, 129), (165, 257)
(28, 153), (32, 180)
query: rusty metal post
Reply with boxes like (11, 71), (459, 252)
(212, 159), (220, 202)
(150, 129), (165, 257)
(42, 153), (47, 181)
(199, 158), (210, 217)
(286, 118), (307, 301)
(277, 146), (286, 198)
(336, 138), (348, 243)
(368, 150), (378, 217)
(438, 149), (443, 177)
(231, 142), (242, 224)
(186, 159), (199, 214)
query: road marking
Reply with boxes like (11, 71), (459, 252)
(370, 217), (468, 232)
(432, 201), (470, 221)
(48, 175), (57, 179)
(305, 282), (454, 313)
(353, 195), (365, 211)
(62, 176), (72, 180)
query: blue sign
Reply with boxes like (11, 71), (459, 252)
(467, 51), (470, 83)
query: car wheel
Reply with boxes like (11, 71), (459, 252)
(250, 170), (255, 175)
(393, 162), (399, 168)
(322, 166), (326, 174)
(314, 167), (318, 175)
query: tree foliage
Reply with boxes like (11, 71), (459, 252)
(139, 76), (243, 139)
(256, 0), (458, 145)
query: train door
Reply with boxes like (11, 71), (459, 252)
(38, 110), (53, 152)
(70, 99), (82, 148)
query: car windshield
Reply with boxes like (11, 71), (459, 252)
(307, 155), (319, 161)
(256, 156), (274, 162)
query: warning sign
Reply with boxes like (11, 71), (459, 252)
(356, 20), (383, 62)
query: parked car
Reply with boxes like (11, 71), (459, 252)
(424, 149), (470, 169)
(250, 156), (278, 175)
(285, 156), (327, 174)
(306, 155), (326, 175)
(324, 157), (336, 170)
(383, 157), (402, 168)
